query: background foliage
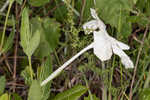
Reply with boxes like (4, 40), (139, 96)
(0, 0), (150, 100)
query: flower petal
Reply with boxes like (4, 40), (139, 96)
(93, 31), (112, 61)
(116, 40), (130, 50)
(110, 37), (130, 50)
(90, 8), (99, 20)
(83, 20), (99, 34)
(112, 43), (134, 68)
(121, 56), (134, 68)
(90, 8), (106, 29)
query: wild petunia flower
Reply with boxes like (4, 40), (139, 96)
(83, 8), (134, 68)
(41, 8), (134, 86)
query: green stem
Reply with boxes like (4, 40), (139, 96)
(102, 62), (107, 100)
(0, 1), (13, 51)
(28, 56), (33, 80)
(120, 63), (123, 88)
(54, 50), (61, 66)
(109, 56), (115, 100)
(82, 71), (93, 100)
(63, 0), (80, 16)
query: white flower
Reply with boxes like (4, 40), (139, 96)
(41, 8), (134, 86)
(83, 8), (134, 68)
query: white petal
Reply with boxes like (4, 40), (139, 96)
(93, 31), (112, 61)
(116, 40), (130, 50)
(90, 8), (106, 29)
(112, 43), (134, 68)
(90, 8), (99, 20)
(121, 56), (134, 68)
(83, 20), (99, 34)
(109, 37), (130, 50)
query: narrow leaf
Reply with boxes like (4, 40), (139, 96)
(53, 85), (87, 100)
(2, 17), (15, 53)
(38, 56), (52, 100)
(12, 93), (22, 100)
(20, 7), (30, 56)
(0, 76), (6, 95)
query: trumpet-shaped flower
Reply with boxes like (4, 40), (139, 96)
(41, 8), (134, 86)
(83, 8), (134, 68)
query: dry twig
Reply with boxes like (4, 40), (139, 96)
(129, 25), (149, 100)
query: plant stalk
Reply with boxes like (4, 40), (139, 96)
(102, 62), (107, 100)
(28, 56), (33, 80)
(62, 0), (80, 16)
(0, 0), (13, 51)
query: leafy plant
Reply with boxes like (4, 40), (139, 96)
(95, 0), (132, 37)
(38, 56), (52, 100)
(20, 7), (40, 79)
(31, 17), (61, 58)
(0, 0), (150, 100)
(52, 85), (87, 100)
(1, 16), (15, 54)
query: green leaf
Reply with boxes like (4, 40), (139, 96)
(21, 66), (34, 85)
(136, 0), (146, 12)
(139, 88), (150, 100)
(0, 76), (6, 95)
(34, 41), (51, 58)
(20, 8), (40, 57)
(30, 17), (42, 34)
(0, 93), (10, 100)
(16, 0), (23, 5)
(95, 0), (132, 37)
(11, 93), (22, 100)
(31, 17), (59, 58)
(28, 80), (42, 100)
(27, 30), (40, 56)
(38, 56), (52, 100)
(29, 0), (50, 7)
(42, 18), (60, 52)
(20, 7), (31, 55)
(30, 17), (50, 58)
(76, 0), (94, 21)
(2, 17), (15, 53)
(84, 94), (100, 100)
(53, 85), (87, 100)
(54, 1), (68, 23)
(127, 14), (149, 27)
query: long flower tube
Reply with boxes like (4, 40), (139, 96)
(41, 43), (94, 86)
